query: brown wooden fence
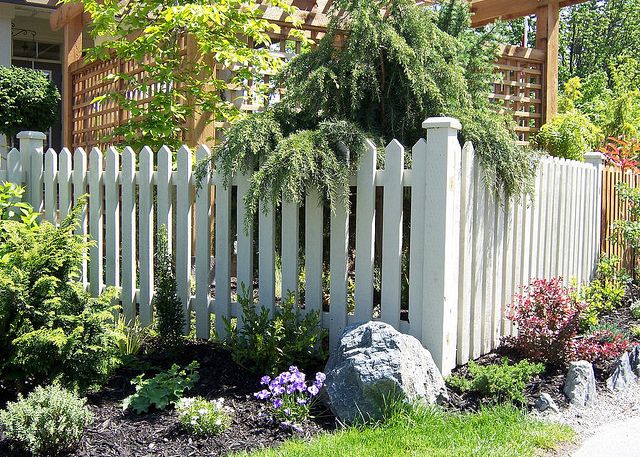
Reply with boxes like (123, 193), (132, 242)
(600, 165), (640, 272)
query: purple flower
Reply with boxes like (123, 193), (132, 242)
(272, 398), (283, 409)
(291, 371), (306, 383)
(254, 389), (271, 400)
(307, 384), (319, 397)
(289, 366), (299, 373)
(269, 379), (282, 391)
(313, 380), (323, 390)
(286, 384), (296, 395)
(279, 372), (292, 383)
(291, 423), (304, 434)
(271, 385), (285, 396)
(260, 376), (271, 385)
(315, 372), (326, 383)
(296, 398), (307, 405)
(284, 408), (291, 416)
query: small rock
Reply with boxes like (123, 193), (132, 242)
(564, 361), (597, 407)
(629, 346), (640, 377)
(324, 321), (448, 424)
(606, 352), (637, 391)
(535, 393), (559, 413)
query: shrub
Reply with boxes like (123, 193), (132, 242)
(122, 361), (199, 414)
(0, 385), (93, 456)
(225, 287), (326, 375)
(447, 358), (544, 405)
(154, 225), (185, 348)
(532, 111), (603, 161)
(631, 325), (640, 340)
(631, 302), (640, 320)
(579, 257), (627, 329)
(254, 366), (326, 432)
(506, 278), (586, 366)
(0, 66), (60, 144)
(572, 328), (630, 364)
(176, 397), (233, 437)
(0, 193), (119, 391)
(0, 182), (34, 224)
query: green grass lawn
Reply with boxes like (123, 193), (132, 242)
(236, 405), (574, 457)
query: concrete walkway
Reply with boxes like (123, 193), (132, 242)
(572, 416), (640, 457)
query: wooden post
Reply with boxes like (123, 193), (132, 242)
(63, 15), (84, 147)
(536, 1), (560, 124)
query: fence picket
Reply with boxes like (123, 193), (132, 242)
(381, 140), (404, 329)
(329, 197), (349, 349)
(481, 186), (495, 354)
(355, 140), (377, 325)
(258, 203), (276, 314)
(44, 149), (57, 224)
(138, 146), (155, 326)
(7, 149), (21, 185)
(195, 145), (212, 339)
(105, 147), (120, 289)
(470, 159), (485, 359)
(157, 146), (173, 251)
(31, 146), (44, 214)
(304, 190), (323, 319)
(235, 172), (253, 330)
(176, 146), (192, 332)
(281, 197), (300, 304)
(73, 148), (88, 285)
(121, 147), (137, 322)
(58, 149), (72, 220)
(89, 148), (104, 296)
(214, 169), (231, 337)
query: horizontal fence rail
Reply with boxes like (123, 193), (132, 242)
(0, 123), (602, 375)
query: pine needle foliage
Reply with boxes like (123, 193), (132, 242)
(205, 0), (537, 217)
(153, 225), (185, 348)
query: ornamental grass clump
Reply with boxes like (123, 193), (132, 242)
(254, 366), (326, 432)
(176, 397), (233, 437)
(0, 384), (93, 456)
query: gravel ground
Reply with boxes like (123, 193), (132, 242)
(532, 379), (640, 440)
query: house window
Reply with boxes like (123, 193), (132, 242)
(12, 40), (61, 63)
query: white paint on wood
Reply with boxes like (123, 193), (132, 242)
(157, 146), (173, 252)
(381, 140), (404, 329)
(195, 145), (212, 339)
(73, 148), (88, 286)
(176, 146), (193, 332)
(89, 147), (104, 296)
(58, 148), (72, 220)
(258, 202), (276, 314)
(7, 148), (21, 185)
(355, 140), (377, 325)
(409, 139), (427, 341)
(121, 147), (137, 322)
(236, 172), (253, 331)
(105, 147), (120, 288)
(138, 146), (155, 326)
(304, 190), (323, 319)
(282, 197), (300, 304)
(329, 196), (349, 349)
(44, 149), (57, 224)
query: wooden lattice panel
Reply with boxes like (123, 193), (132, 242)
(492, 45), (545, 146)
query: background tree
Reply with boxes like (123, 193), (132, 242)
(0, 67), (60, 147)
(65, 0), (303, 150)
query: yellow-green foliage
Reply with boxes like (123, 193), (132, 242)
(533, 111), (603, 161)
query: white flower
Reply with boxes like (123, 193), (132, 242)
(215, 419), (222, 426)
(198, 408), (208, 416)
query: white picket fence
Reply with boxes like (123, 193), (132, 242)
(0, 121), (603, 375)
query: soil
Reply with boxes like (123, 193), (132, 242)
(0, 341), (336, 457)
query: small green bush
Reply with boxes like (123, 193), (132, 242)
(579, 256), (627, 330)
(447, 358), (545, 405)
(630, 325), (640, 340)
(154, 225), (185, 348)
(225, 287), (326, 375)
(176, 397), (233, 436)
(122, 361), (199, 414)
(630, 302), (640, 320)
(0, 192), (119, 391)
(0, 385), (93, 456)
(533, 111), (603, 161)
(0, 66), (60, 143)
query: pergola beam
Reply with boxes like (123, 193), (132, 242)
(470, 0), (586, 27)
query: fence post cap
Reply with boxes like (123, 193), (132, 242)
(16, 131), (47, 140)
(422, 117), (462, 131)
(584, 151), (604, 165)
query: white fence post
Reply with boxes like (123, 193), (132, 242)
(421, 117), (462, 376)
(17, 131), (46, 209)
(585, 151), (604, 278)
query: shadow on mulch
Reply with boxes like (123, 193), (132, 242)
(0, 341), (337, 457)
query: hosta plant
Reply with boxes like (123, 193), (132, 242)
(254, 366), (325, 432)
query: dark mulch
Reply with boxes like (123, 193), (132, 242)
(0, 341), (336, 457)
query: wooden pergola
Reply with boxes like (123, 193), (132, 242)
(50, 0), (587, 148)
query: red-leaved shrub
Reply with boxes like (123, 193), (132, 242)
(506, 278), (587, 366)
(572, 330), (630, 364)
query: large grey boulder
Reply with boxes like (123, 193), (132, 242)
(629, 346), (640, 377)
(606, 352), (637, 391)
(324, 321), (448, 423)
(564, 361), (597, 407)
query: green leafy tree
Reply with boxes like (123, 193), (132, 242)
(0, 67), (60, 146)
(64, 0), (303, 150)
